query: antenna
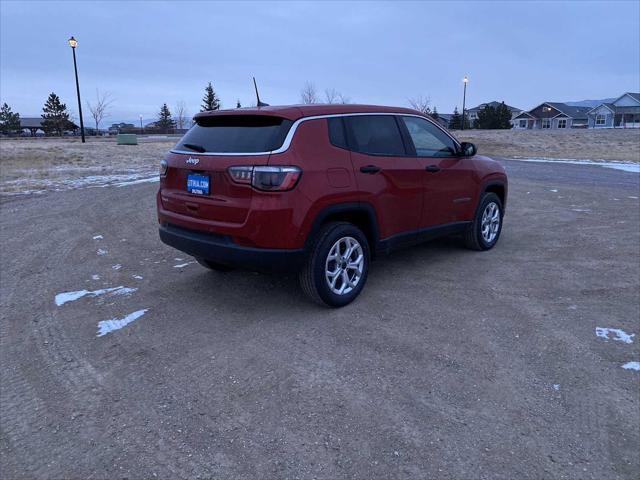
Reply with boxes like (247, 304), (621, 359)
(253, 77), (269, 107)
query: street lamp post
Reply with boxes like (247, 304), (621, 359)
(139, 115), (143, 134)
(461, 75), (468, 131)
(68, 36), (86, 143)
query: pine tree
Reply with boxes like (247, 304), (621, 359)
(476, 105), (496, 129)
(0, 103), (20, 134)
(430, 106), (439, 121)
(496, 102), (513, 129)
(201, 82), (221, 111)
(236, 99), (241, 108)
(41, 92), (71, 136)
(157, 103), (175, 133)
(449, 107), (462, 130)
(476, 102), (512, 129)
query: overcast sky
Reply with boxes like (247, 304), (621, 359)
(1, 0), (639, 124)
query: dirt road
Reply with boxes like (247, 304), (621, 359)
(1, 159), (639, 479)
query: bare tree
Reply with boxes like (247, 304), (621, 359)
(175, 100), (189, 130)
(300, 82), (318, 104)
(86, 90), (114, 134)
(324, 88), (338, 104)
(408, 95), (431, 115)
(337, 92), (351, 104)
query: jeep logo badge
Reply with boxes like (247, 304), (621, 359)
(186, 157), (200, 165)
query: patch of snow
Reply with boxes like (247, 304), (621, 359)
(97, 248), (108, 256)
(55, 286), (136, 306)
(595, 327), (635, 344)
(112, 264), (122, 270)
(132, 275), (143, 280)
(553, 384), (560, 391)
(91, 274), (100, 280)
(113, 176), (159, 187)
(173, 262), (195, 268)
(628, 196), (638, 199)
(509, 157), (640, 174)
(174, 258), (184, 261)
(572, 208), (591, 212)
(93, 235), (103, 240)
(621, 361), (640, 371)
(96, 308), (149, 337)
(550, 189), (558, 192)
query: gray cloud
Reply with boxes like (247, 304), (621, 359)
(1, 0), (638, 123)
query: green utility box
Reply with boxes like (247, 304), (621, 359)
(117, 134), (138, 145)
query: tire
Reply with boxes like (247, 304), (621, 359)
(195, 257), (234, 272)
(464, 192), (504, 251)
(299, 222), (370, 307)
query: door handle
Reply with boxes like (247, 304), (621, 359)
(425, 165), (441, 173)
(360, 165), (381, 174)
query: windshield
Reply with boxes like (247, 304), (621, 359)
(174, 115), (293, 154)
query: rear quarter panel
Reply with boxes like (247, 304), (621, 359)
(273, 119), (360, 248)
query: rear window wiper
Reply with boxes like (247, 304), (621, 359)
(182, 143), (206, 153)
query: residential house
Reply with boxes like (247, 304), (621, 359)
(466, 101), (522, 125)
(432, 114), (452, 129)
(108, 122), (136, 134)
(512, 103), (590, 129)
(587, 92), (640, 128)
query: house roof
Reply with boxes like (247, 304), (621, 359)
(587, 103), (616, 114)
(467, 101), (521, 113)
(19, 117), (79, 129)
(20, 117), (46, 128)
(195, 104), (422, 121)
(622, 92), (640, 102)
(513, 111), (535, 120)
(544, 103), (590, 119)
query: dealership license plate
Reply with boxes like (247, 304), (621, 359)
(187, 173), (210, 195)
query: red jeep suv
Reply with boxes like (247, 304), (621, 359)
(158, 104), (507, 307)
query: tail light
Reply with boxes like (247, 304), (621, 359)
(228, 166), (302, 191)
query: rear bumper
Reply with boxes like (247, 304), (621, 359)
(159, 223), (305, 273)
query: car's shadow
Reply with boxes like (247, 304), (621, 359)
(174, 236), (470, 313)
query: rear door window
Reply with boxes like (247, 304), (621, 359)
(174, 115), (293, 153)
(343, 115), (407, 156)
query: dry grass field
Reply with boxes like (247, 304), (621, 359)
(456, 128), (640, 162)
(0, 137), (174, 195)
(1, 128), (638, 196)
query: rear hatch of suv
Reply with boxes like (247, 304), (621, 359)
(160, 114), (294, 225)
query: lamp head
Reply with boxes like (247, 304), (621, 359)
(68, 36), (77, 48)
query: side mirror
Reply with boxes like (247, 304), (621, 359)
(460, 142), (477, 157)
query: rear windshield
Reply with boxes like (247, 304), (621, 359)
(174, 115), (293, 153)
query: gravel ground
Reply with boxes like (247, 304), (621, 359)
(0, 159), (638, 479)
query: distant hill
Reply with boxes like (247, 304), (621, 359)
(564, 98), (615, 108)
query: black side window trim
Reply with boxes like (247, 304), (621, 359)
(343, 115), (411, 157)
(327, 117), (349, 151)
(396, 116), (417, 156)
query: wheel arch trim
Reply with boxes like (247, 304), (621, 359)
(303, 202), (380, 252)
